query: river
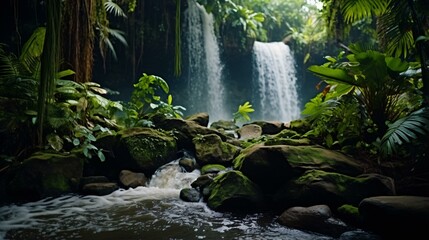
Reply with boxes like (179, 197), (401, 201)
(0, 160), (336, 240)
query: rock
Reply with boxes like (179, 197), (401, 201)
(233, 145), (364, 193)
(180, 188), (201, 202)
(193, 134), (240, 165)
(276, 170), (396, 208)
(201, 164), (227, 175)
(337, 204), (361, 226)
(247, 121), (285, 134)
(210, 120), (239, 131)
(186, 112), (209, 127)
(207, 170), (263, 211)
(265, 138), (311, 146)
(179, 157), (198, 172)
(272, 129), (301, 139)
(237, 124), (262, 140)
(7, 152), (83, 202)
(359, 196), (429, 238)
(287, 119), (311, 134)
(191, 174), (216, 189)
(81, 182), (118, 196)
(233, 145), (295, 193)
(339, 230), (381, 240)
(119, 170), (147, 188)
(277, 204), (350, 237)
(155, 118), (227, 150)
(118, 127), (178, 176)
(80, 176), (110, 188)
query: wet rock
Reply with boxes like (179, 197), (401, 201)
(119, 170), (147, 188)
(118, 127), (177, 176)
(207, 170), (263, 211)
(275, 170), (395, 208)
(179, 157), (198, 172)
(80, 176), (109, 188)
(277, 204), (350, 237)
(180, 188), (201, 202)
(81, 182), (118, 196)
(339, 230), (381, 240)
(191, 174), (216, 189)
(359, 196), (429, 238)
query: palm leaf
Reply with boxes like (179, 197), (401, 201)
(341, 0), (388, 23)
(380, 107), (429, 155)
(104, 0), (127, 18)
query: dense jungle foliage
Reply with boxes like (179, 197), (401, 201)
(0, 0), (428, 182)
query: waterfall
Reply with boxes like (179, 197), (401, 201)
(252, 41), (301, 122)
(183, 0), (227, 122)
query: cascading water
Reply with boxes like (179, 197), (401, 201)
(252, 41), (301, 122)
(183, 0), (227, 122)
(0, 159), (337, 240)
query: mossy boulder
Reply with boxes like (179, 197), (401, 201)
(209, 120), (239, 130)
(7, 152), (83, 202)
(207, 170), (263, 211)
(118, 127), (178, 176)
(270, 145), (363, 176)
(155, 118), (227, 150)
(337, 204), (361, 226)
(275, 170), (395, 208)
(233, 145), (296, 193)
(186, 112), (209, 127)
(193, 134), (240, 165)
(265, 138), (311, 146)
(287, 119), (311, 134)
(272, 129), (301, 139)
(233, 144), (364, 194)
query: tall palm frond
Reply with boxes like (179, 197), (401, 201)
(341, 0), (388, 23)
(377, 0), (414, 57)
(380, 107), (429, 155)
(19, 27), (45, 76)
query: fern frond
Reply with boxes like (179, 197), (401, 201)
(380, 107), (429, 155)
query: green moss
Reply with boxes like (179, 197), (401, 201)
(43, 174), (69, 192)
(273, 129), (300, 139)
(207, 170), (261, 210)
(232, 152), (247, 170)
(121, 127), (177, 168)
(337, 204), (359, 216)
(201, 164), (226, 175)
(265, 138), (311, 146)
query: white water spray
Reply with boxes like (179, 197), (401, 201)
(252, 41), (301, 122)
(183, 0), (227, 121)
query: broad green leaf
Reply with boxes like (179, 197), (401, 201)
(385, 57), (409, 72)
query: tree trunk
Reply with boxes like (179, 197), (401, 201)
(61, 0), (95, 83)
(37, 0), (61, 146)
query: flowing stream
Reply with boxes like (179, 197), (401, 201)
(252, 41), (301, 122)
(183, 0), (227, 122)
(0, 160), (335, 240)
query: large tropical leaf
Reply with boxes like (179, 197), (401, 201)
(308, 65), (357, 86)
(380, 107), (429, 155)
